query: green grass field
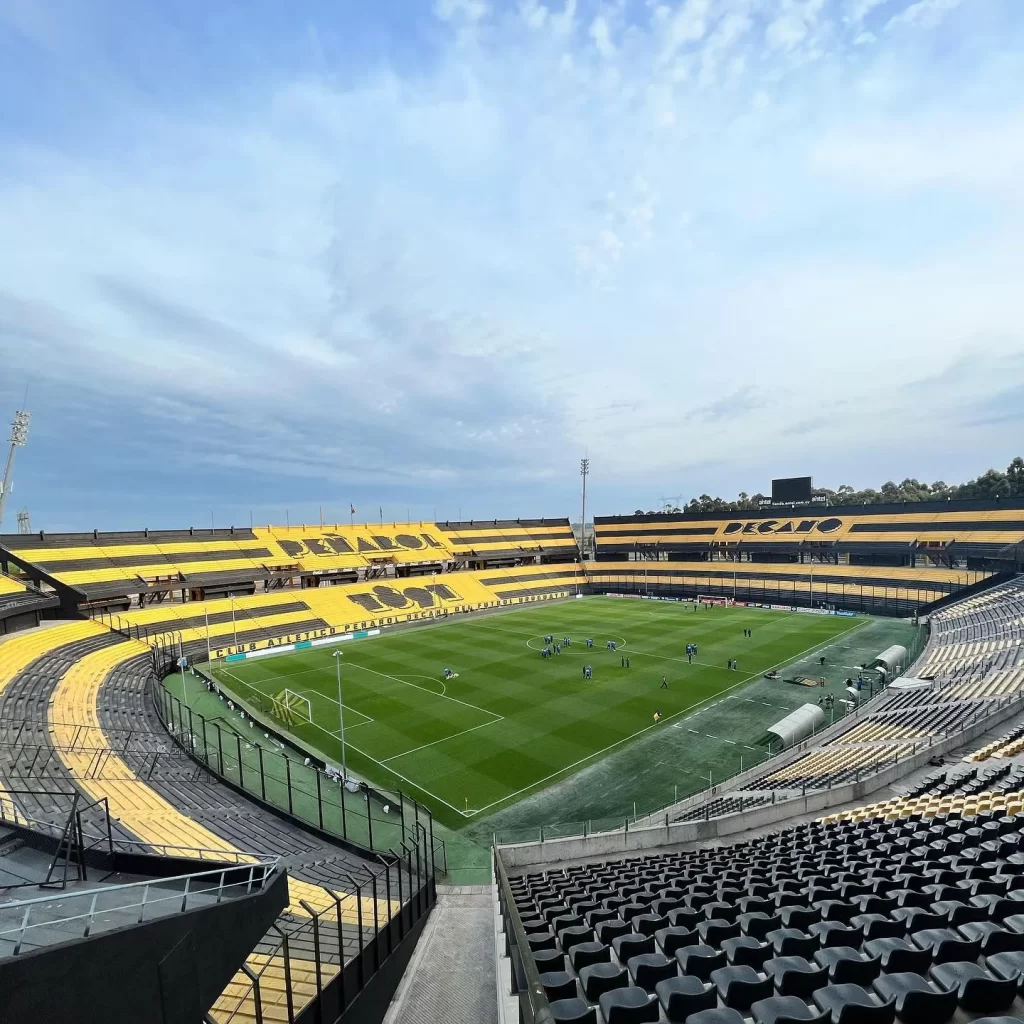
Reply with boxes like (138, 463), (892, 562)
(208, 597), (865, 829)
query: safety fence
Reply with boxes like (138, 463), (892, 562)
(155, 679), (446, 871)
(210, 832), (436, 1024)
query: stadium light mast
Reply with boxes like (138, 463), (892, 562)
(579, 456), (590, 560)
(0, 409), (30, 531)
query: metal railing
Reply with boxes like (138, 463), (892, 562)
(155, 676), (447, 871)
(494, 848), (554, 1024)
(211, 830), (437, 1024)
(0, 860), (280, 956)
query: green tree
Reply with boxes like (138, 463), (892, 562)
(1007, 457), (1024, 497)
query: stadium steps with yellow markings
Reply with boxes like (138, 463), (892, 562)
(0, 625), (411, 1023)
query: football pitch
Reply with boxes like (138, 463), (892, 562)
(208, 598), (865, 827)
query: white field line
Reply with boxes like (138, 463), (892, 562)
(220, 610), (869, 820)
(345, 661), (503, 722)
(464, 617), (871, 816)
(228, 667), (475, 819)
(295, 688), (375, 731)
(380, 716), (506, 764)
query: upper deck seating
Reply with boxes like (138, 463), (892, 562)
(434, 518), (579, 559)
(586, 561), (984, 608)
(2, 529), (293, 598)
(253, 522), (452, 569)
(595, 501), (1024, 555)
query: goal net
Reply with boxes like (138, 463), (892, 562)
(271, 688), (313, 727)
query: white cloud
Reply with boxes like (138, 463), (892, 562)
(590, 14), (616, 58)
(887, 0), (964, 31)
(435, 0), (489, 22)
(843, 0), (892, 26)
(1, 0), (1023, 522)
(661, 0), (713, 62)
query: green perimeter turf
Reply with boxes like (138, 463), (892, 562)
(207, 597), (867, 832)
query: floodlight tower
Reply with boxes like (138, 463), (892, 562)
(16, 508), (30, 534)
(0, 409), (30, 531)
(579, 456), (590, 560)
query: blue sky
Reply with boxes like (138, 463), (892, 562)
(1, 0), (1022, 532)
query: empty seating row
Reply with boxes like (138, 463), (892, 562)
(504, 802), (1024, 1023)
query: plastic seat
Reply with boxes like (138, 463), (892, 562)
(710, 964), (774, 1012)
(655, 925), (699, 956)
(812, 983), (896, 1024)
(892, 908), (946, 934)
(548, 996), (597, 1024)
(959, 920), (1024, 955)
(849, 914), (904, 942)
(742, 912), (784, 940)
(723, 935), (772, 969)
(627, 952), (676, 992)
(764, 956), (829, 999)
(932, 899), (988, 926)
(559, 925), (594, 951)
(568, 941), (610, 971)
(751, 995), (831, 1024)
(540, 971), (578, 1002)
(814, 947), (882, 987)
(781, 906), (823, 931)
(910, 927), (981, 964)
(597, 918), (631, 943)
(699, 918), (741, 945)
(633, 913), (669, 936)
(986, 949), (1024, 990)
(598, 985), (659, 1024)
(528, 930), (557, 952)
(532, 948), (566, 972)
(768, 928), (820, 958)
(685, 1010), (745, 1024)
(863, 937), (931, 975)
(810, 922), (863, 948)
(929, 962), (1017, 1014)
(676, 944), (727, 981)
(655, 975), (715, 1022)
(579, 961), (628, 1001)
(871, 972), (958, 1024)
(613, 932), (656, 962)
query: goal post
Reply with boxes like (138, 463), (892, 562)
(271, 688), (313, 727)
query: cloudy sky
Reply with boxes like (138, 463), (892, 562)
(1, 0), (1022, 531)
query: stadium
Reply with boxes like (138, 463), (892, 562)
(4, 445), (1024, 1023)
(3, 3), (1024, 1022)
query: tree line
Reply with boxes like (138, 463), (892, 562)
(635, 456), (1024, 515)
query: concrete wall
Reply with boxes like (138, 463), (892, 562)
(498, 688), (1024, 871)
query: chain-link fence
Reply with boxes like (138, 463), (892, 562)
(155, 680), (446, 871)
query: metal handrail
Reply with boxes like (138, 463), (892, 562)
(0, 859), (279, 914)
(0, 860), (281, 954)
(494, 848), (554, 1024)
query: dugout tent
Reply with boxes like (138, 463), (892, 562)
(872, 645), (909, 681)
(767, 702), (825, 749)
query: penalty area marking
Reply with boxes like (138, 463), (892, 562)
(292, 689), (375, 731)
(394, 673), (450, 697)
(214, 663), (493, 819)
(380, 715), (506, 765)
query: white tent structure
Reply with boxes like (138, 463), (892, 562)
(872, 645), (909, 681)
(767, 702), (826, 749)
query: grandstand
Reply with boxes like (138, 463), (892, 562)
(5, 501), (1024, 1022)
(494, 573), (1024, 1024)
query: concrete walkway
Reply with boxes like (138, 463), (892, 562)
(383, 885), (496, 1024)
